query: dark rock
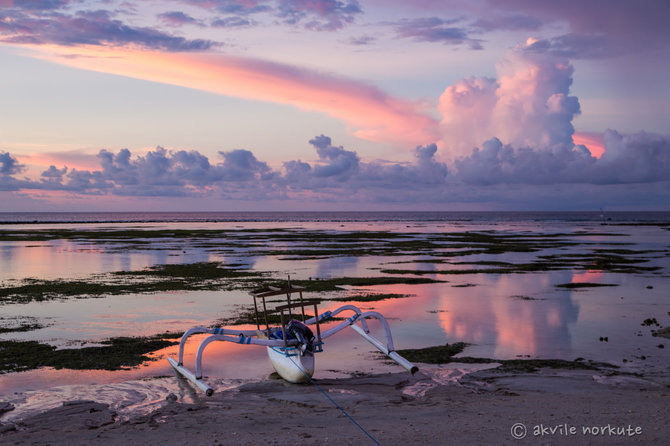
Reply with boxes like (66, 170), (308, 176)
(0, 402), (15, 415)
(0, 422), (17, 433)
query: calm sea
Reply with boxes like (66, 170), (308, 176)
(1, 211), (669, 224)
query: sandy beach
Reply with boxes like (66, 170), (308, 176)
(2, 363), (668, 445)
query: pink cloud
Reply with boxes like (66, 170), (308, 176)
(573, 131), (604, 159)
(30, 44), (439, 147)
(19, 151), (103, 172)
(439, 49), (580, 159)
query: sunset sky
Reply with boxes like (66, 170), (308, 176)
(1, 0), (669, 211)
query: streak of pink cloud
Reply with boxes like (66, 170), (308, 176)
(18, 151), (103, 173)
(29, 45), (439, 148)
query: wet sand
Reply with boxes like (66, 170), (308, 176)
(2, 365), (668, 445)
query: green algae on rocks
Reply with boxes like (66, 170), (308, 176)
(393, 343), (618, 372)
(0, 316), (48, 334)
(555, 282), (619, 289)
(0, 262), (265, 304)
(329, 293), (411, 302)
(289, 277), (441, 291)
(0, 334), (179, 373)
(394, 343), (469, 363)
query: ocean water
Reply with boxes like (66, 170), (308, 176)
(0, 211), (668, 421)
(1, 210), (669, 224)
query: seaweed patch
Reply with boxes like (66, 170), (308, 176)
(0, 262), (266, 304)
(393, 343), (618, 372)
(555, 282), (619, 289)
(0, 334), (179, 373)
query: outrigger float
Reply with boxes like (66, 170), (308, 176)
(168, 280), (418, 395)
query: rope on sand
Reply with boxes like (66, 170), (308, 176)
(287, 355), (383, 446)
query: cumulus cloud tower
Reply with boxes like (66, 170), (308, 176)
(439, 49), (581, 159)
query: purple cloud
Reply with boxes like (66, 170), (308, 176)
(455, 138), (592, 185)
(95, 146), (275, 195)
(275, 138), (448, 201)
(8, 0), (68, 11)
(472, 14), (542, 32)
(309, 135), (360, 180)
(4, 136), (441, 201)
(454, 131), (670, 186)
(377, 0), (669, 57)
(185, 0), (271, 15)
(393, 17), (482, 49)
(282, 159), (312, 183)
(183, 0), (361, 30)
(98, 148), (136, 186)
(39, 165), (67, 183)
(211, 16), (253, 28)
(595, 130), (670, 184)
(488, 0), (668, 38)
(486, 0), (670, 57)
(522, 33), (618, 60)
(277, 0), (362, 30)
(216, 149), (274, 182)
(346, 34), (375, 45)
(0, 152), (25, 176)
(170, 150), (212, 183)
(157, 11), (202, 27)
(0, 151), (27, 191)
(0, 8), (217, 51)
(358, 143), (447, 189)
(0, 178), (24, 192)
(2, 131), (668, 208)
(62, 169), (109, 193)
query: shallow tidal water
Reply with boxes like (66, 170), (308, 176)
(1, 213), (669, 421)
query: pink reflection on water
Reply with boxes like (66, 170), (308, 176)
(358, 275), (581, 359)
(572, 270), (604, 283)
(437, 286), (497, 345)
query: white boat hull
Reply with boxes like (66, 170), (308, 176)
(267, 346), (315, 383)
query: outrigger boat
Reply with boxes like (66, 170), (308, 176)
(168, 279), (418, 395)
